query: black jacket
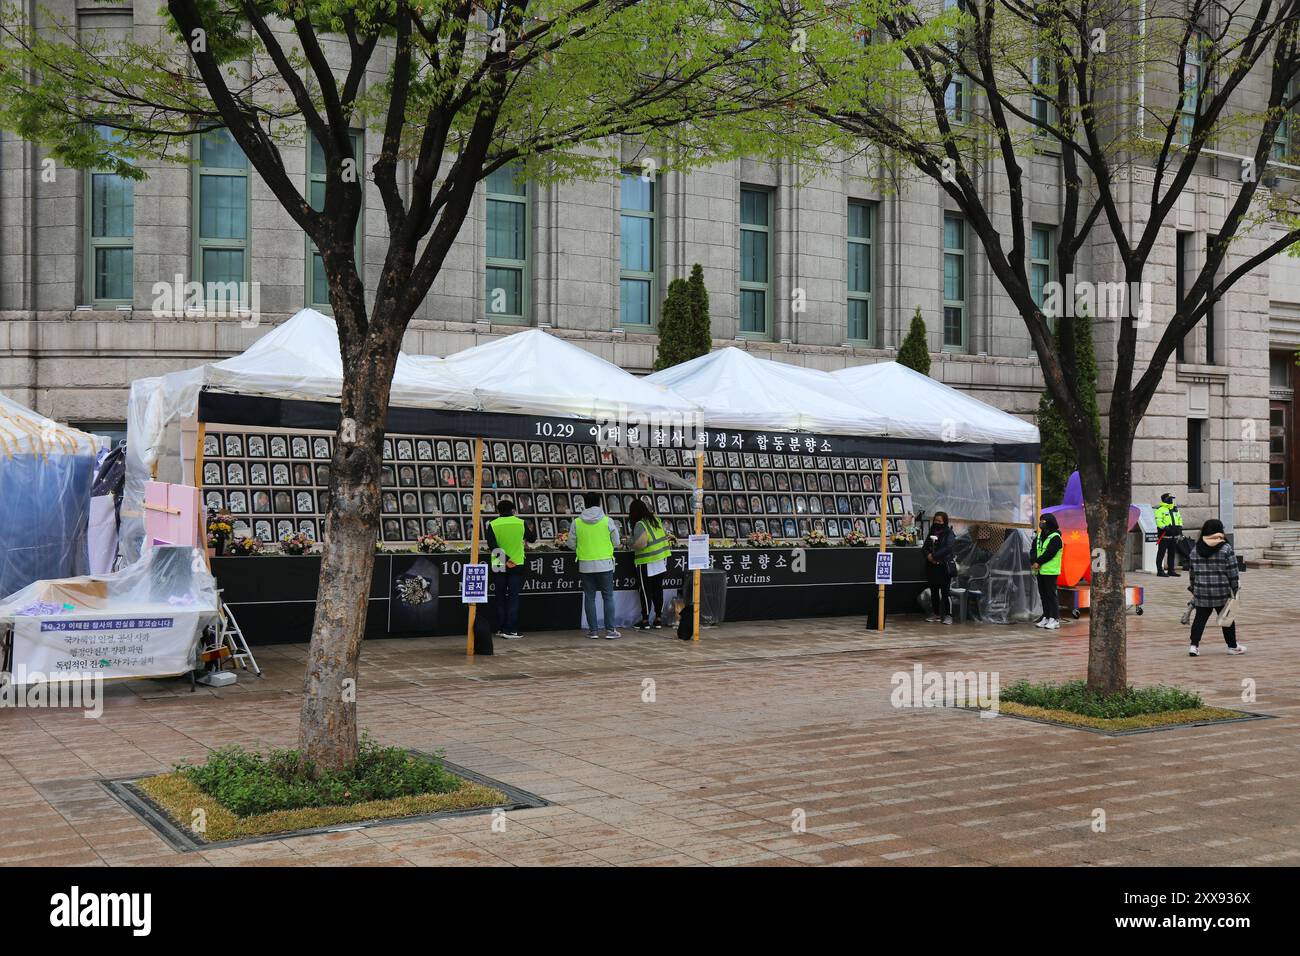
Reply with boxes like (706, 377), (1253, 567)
(922, 524), (956, 574)
(1029, 515), (1063, 570)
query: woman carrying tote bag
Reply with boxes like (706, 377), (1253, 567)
(1186, 519), (1246, 657)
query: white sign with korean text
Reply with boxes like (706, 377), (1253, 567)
(687, 534), (711, 571)
(874, 552), (894, 585)
(461, 563), (489, 603)
(10, 612), (206, 682)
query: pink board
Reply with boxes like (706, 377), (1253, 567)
(144, 481), (203, 548)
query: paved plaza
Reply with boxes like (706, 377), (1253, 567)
(1, 569), (1296, 867)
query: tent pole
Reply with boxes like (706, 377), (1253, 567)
(1034, 462), (1042, 523)
(692, 444), (704, 641)
(466, 438), (484, 657)
(878, 458), (889, 632)
(194, 422), (210, 570)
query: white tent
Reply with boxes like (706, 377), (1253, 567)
(832, 361), (1039, 447)
(425, 328), (699, 421)
(645, 347), (886, 435)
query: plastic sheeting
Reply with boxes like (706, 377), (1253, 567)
(0, 394), (103, 599)
(0, 546), (218, 681)
(907, 460), (1036, 525)
(982, 530), (1041, 624)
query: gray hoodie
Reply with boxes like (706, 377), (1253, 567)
(568, 506), (621, 573)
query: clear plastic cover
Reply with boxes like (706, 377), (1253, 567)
(0, 546), (218, 682)
(0, 395), (104, 599)
(907, 460), (1035, 525)
(981, 529), (1041, 624)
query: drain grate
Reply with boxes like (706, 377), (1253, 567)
(100, 754), (549, 852)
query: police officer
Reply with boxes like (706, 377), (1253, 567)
(1154, 492), (1184, 577)
(487, 498), (536, 639)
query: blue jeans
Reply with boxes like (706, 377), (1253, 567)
(581, 570), (616, 633)
(496, 568), (523, 633)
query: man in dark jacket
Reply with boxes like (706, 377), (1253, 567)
(1029, 512), (1064, 629)
(922, 512), (956, 624)
(1186, 518), (1245, 656)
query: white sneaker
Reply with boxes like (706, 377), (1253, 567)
(500, 632), (523, 640)
(926, 615), (941, 623)
(1227, 644), (1247, 655)
(587, 631), (601, 640)
(942, 616), (953, 625)
(1034, 617), (1048, 628)
(604, 629), (621, 640)
(1188, 644), (1200, 656)
(1044, 619), (1061, 630)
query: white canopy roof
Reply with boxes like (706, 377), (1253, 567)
(0, 392), (101, 459)
(832, 361), (1039, 446)
(427, 328), (699, 420)
(645, 347), (888, 435)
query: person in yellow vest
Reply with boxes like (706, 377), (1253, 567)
(1028, 511), (1064, 630)
(628, 497), (672, 630)
(568, 493), (622, 639)
(1154, 493), (1184, 577)
(486, 499), (536, 640)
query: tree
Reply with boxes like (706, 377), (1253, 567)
(0, 1), (804, 770)
(784, 0), (1300, 694)
(896, 307), (932, 376)
(1037, 309), (1102, 506)
(655, 263), (711, 370)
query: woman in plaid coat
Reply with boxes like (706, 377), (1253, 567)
(1186, 519), (1246, 656)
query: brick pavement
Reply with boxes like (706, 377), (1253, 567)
(1, 569), (1296, 867)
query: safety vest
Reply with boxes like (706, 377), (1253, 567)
(489, 515), (526, 570)
(1035, 531), (1063, 576)
(574, 515), (614, 563)
(634, 516), (672, 567)
(1154, 503), (1183, 530)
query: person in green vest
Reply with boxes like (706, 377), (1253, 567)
(628, 497), (672, 630)
(1154, 492), (1184, 577)
(567, 493), (623, 639)
(1028, 511), (1064, 630)
(486, 499), (535, 640)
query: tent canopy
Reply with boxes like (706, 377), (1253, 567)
(832, 361), (1039, 447)
(0, 392), (100, 459)
(645, 347), (887, 435)
(425, 328), (698, 421)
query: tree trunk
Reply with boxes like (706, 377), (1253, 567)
(1085, 489), (1132, 696)
(297, 316), (402, 774)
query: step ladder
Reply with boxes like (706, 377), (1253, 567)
(198, 592), (262, 683)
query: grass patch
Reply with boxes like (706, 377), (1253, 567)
(999, 679), (1204, 719)
(135, 737), (506, 843)
(993, 700), (1247, 733)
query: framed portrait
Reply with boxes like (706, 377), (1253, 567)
(510, 442), (526, 463)
(424, 517), (443, 535)
(620, 470), (635, 490)
(737, 519), (752, 537)
(228, 491), (247, 514)
(742, 453), (756, 468)
(833, 474), (847, 492)
(810, 496), (824, 514)
(400, 492), (419, 513)
(566, 468), (582, 488)
(868, 518), (881, 537)
(555, 495), (571, 515)
(232, 519), (251, 539)
(293, 464), (313, 485)
(379, 465), (395, 487)
(203, 462), (222, 485)
(272, 463), (291, 486)
(455, 441), (471, 462)
(444, 518), (462, 539)
(441, 492), (458, 514)
(798, 518), (811, 536)
(669, 494), (686, 514)
(547, 444), (562, 464)
(789, 473), (804, 492)
(819, 474), (833, 493)
(703, 494), (717, 513)
(532, 467), (549, 488)
(707, 518), (722, 536)
(728, 473), (744, 491)
(419, 466), (437, 485)
(399, 466), (416, 487)
(223, 434), (244, 457)
(382, 518), (401, 540)
(294, 491), (313, 513)
(529, 443), (545, 463)
(315, 437), (332, 459)
(723, 518), (738, 539)
(436, 441), (453, 462)
(783, 518), (797, 537)
(394, 439), (412, 461)
(867, 496), (878, 515)
(727, 452), (741, 469)
(734, 496), (748, 514)
(403, 518), (422, 540)
(249, 463), (268, 485)
(458, 466), (475, 486)
(536, 493), (552, 514)
(550, 468), (566, 489)
(890, 495), (905, 514)
(719, 495), (733, 514)
(606, 494), (621, 514)
(253, 520), (273, 541)
(754, 518), (768, 534)
(417, 440), (433, 461)
(298, 521), (317, 540)
(291, 436), (309, 458)
(656, 495), (671, 514)
(710, 451), (725, 468)
(204, 433), (220, 457)
(273, 491), (293, 513)
(421, 492), (437, 513)
(778, 495), (793, 513)
(515, 467), (531, 487)
(602, 470), (618, 489)
(565, 445), (580, 464)
(851, 497), (865, 514)
(269, 436), (288, 458)
(764, 495), (778, 513)
(847, 474), (861, 493)
(760, 473), (775, 492)
(745, 473), (760, 492)
(889, 474), (902, 493)
(252, 491), (271, 514)
(795, 496), (807, 514)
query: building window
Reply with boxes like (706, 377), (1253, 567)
(619, 172), (656, 327)
(942, 213), (966, 350)
(847, 200), (873, 342)
(307, 131), (363, 311)
(943, 0), (968, 124)
(1030, 57), (1056, 130)
(1030, 225), (1053, 323)
(739, 187), (772, 337)
(485, 163), (528, 321)
(1273, 79), (1295, 163)
(85, 124), (134, 305)
(194, 128), (250, 292)
(1188, 418), (1205, 490)
(1180, 33), (1203, 146)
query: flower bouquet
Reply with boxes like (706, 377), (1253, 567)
(746, 529), (775, 548)
(206, 508), (234, 555)
(844, 530), (871, 547)
(279, 531), (314, 555)
(230, 535), (264, 556)
(891, 530), (918, 546)
(803, 528), (830, 548)
(416, 533), (447, 554)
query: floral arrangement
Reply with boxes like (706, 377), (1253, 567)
(279, 531), (314, 555)
(746, 529), (775, 548)
(206, 508), (234, 554)
(230, 535), (264, 556)
(803, 528), (831, 548)
(844, 530), (871, 547)
(891, 530), (918, 546)
(553, 530), (570, 548)
(416, 533), (447, 554)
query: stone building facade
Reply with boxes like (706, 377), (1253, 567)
(0, 1), (1293, 558)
